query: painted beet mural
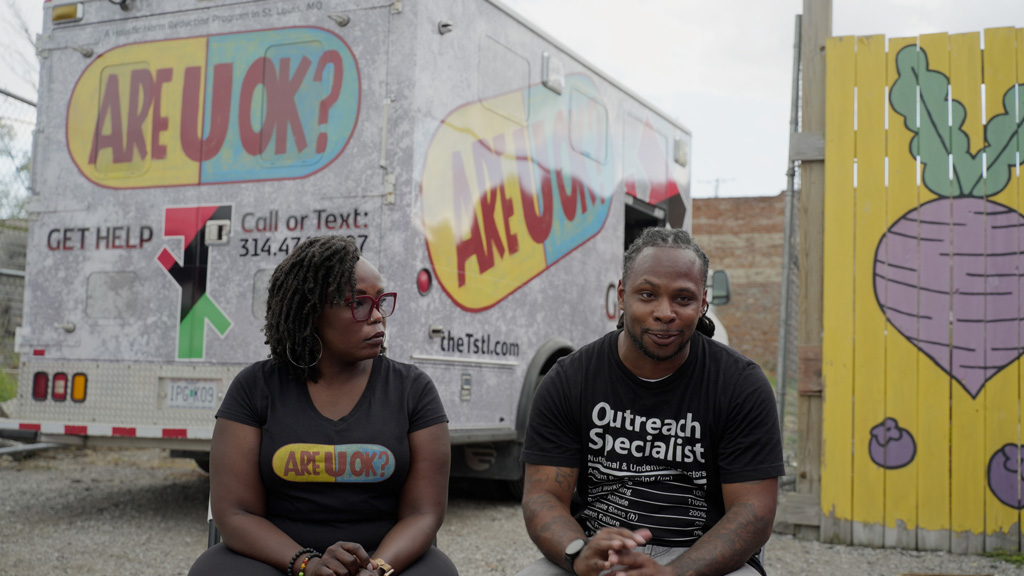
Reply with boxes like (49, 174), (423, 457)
(820, 28), (1024, 553)
(878, 43), (1024, 516)
(878, 45), (1024, 400)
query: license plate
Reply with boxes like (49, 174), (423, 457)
(165, 380), (218, 409)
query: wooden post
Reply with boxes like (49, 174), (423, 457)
(796, 0), (831, 543)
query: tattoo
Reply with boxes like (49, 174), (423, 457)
(522, 493), (561, 517)
(525, 466), (578, 490)
(538, 512), (585, 541)
(521, 468), (584, 563)
(714, 501), (761, 552)
(669, 501), (771, 576)
(553, 467), (576, 492)
(523, 493), (582, 553)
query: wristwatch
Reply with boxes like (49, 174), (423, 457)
(373, 558), (395, 576)
(563, 538), (587, 575)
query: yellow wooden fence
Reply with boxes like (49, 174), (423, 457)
(822, 28), (1024, 552)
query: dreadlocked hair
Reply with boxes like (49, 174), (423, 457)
(264, 235), (362, 384)
(617, 227), (716, 339)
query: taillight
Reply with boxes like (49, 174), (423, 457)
(72, 373), (87, 402)
(32, 372), (49, 400)
(29, 372), (88, 402)
(52, 373), (68, 401)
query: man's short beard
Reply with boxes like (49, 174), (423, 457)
(625, 323), (685, 362)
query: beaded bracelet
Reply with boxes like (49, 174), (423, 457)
(299, 551), (323, 576)
(287, 547), (317, 576)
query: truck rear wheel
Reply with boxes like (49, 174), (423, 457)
(194, 455), (210, 473)
(510, 341), (572, 500)
(506, 466), (525, 500)
(170, 449), (211, 473)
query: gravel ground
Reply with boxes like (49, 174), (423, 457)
(2, 445), (1024, 576)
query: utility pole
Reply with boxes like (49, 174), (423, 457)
(796, 0), (830, 543)
(699, 178), (734, 198)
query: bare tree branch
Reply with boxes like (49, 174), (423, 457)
(0, 0), (39, 96)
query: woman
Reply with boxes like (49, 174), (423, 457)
(189, 235), (457, 576)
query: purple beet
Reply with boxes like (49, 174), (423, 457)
(874, 197), (1024, 399)
(988, 443), (1024, 509)
(868, 417), (916, 469)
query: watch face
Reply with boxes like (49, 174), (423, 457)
(565, 538), (587, 556)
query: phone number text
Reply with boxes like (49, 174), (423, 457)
(238, 235), (368, 258)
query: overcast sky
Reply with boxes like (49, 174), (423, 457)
(3, 0), (1024, 198)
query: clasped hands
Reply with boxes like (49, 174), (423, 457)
(573, 528), (671, 576)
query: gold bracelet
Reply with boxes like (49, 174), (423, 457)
(373, 558), (395, 576)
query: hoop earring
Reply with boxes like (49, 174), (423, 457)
(286, 334), (323, 368)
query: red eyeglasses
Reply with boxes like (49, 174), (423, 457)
(340, 292), (397, 321)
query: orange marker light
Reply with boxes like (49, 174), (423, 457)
(71, 373), (87, 402)
(52, 3), (84, 23)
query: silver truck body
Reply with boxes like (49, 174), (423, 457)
(4, 0), (693, 481)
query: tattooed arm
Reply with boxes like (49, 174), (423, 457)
(522, 464), (646, 576)
(521, 463), (583, 570)
(671, 477), (778, 575)
(609, 478), (778, 576)
(673, 478), (780, 576)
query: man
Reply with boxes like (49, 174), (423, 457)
(517, 228), (783, 576)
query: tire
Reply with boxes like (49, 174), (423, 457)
(512, 341), (571, 503)
(194, 455), (210, 473)
(506, 473), (525, 501)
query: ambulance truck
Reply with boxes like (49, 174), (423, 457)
(1, 0), (724, 489)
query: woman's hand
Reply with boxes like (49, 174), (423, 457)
(308, 542), (375, 575)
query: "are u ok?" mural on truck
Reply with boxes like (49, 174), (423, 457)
(68, 27), (359, 188)
(420, 75), (682, 312)
(822, 27), (1024, 553)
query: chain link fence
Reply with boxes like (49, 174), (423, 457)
(0, 88), (32, 403)
(776, 15), (804, 492)
(778, 184), (800, 490)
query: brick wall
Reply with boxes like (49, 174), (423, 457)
(693, 194), (785, 374)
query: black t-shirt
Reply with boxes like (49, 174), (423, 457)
(216, 356), (448, 552)
(522, 330), (784, 550)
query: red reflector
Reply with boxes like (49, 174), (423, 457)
(162, 429), (187, 439)
(416, 269), (432, 295)
(112, 427), (136, 437)
(33, 349), (45, 356)
(52, 373), (68, 401)
(65, 425), (87, 436)
(32, 372), (48, 400)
